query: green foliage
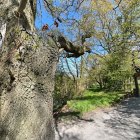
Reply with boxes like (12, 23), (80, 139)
(67, 90), (124, 113)
(53, 0), (140, 111)
(102, 52), (133, 90)
(53, 71), (76, 110)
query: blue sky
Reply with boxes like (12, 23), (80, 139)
(35, 0), (107, 54)
(35, 0), (85, 42)
(35, 0), (83, 75)
(35, 0), (82, 31)
(34, 0), (109, 75)
(35, 0), (54, 29)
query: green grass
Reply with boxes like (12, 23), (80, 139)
(67, 90), (124, 114)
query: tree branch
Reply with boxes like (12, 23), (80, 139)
(14, 0), (28, 17)
(81, 32), (93, 44)
(57, 35), (91, 58)
(48, 30), (91, 58)
(43, 0), (56, 17)
(18, 0), (28, 13)
(113, 0), (122, 10)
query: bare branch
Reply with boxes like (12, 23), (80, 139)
(43, 0), (55, 17)
(113, 0), (123, 10)
(76, 0), (85, 10)
(81, 32), (93, 44)
(43, 0), (74, 22)
(65, 58), (76, 81)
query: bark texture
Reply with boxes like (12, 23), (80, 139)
(0, 1), (58, 140)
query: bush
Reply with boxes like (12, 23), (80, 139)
(53, 72), (76, 111)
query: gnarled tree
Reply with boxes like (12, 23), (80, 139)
(0, 0), (91, 140)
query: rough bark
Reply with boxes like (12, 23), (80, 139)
(0, 1), (92, 139)
(0, 1), (58, 140)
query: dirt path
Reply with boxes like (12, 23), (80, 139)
(55, 97), (140, 140)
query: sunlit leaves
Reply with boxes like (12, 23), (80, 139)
(80, 13), (95, 33)
(91, 0), (113, 14)
(115, 0), (140, 10)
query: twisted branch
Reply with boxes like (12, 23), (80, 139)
(57, 34), (91, 58)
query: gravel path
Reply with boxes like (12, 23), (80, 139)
(55, 97), (140, 140)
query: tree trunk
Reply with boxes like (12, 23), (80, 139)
(0, 1), (58, 140)
(133, 74), (139, 97)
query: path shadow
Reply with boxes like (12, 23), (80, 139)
(104, 97), (140, 140)
(54, 111), (80, 119)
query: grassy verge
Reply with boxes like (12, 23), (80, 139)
(67, 90), (124, 114)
